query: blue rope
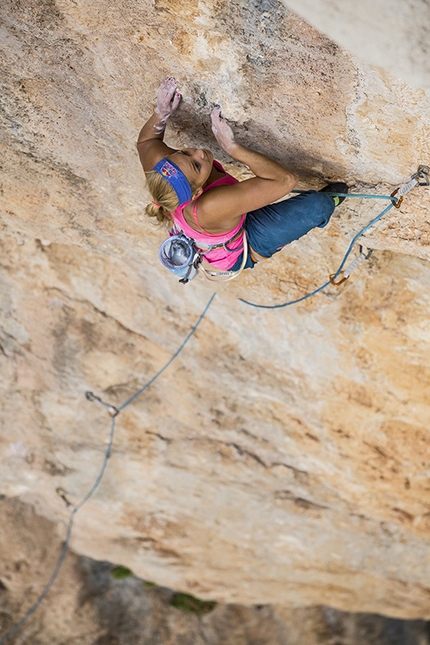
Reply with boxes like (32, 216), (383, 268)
(117, 292), (216, 412)
(335, 203), (393, 276)
(0, 416), (117, 645)
(291, 190), (397, 202)
(239, 200), (395, 309)
(0, 292), (216, 645)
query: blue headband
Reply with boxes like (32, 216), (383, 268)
(152, 158), (193, 205)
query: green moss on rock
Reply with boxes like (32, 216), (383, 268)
(170, 592), (217, 614)
(111, 565), (133, 580)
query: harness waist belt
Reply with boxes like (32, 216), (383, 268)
(194, 225), (245, 253)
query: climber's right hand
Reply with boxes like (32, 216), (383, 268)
(211, 106), (236, 155)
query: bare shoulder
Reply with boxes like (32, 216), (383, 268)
(192, 184), (245, 234)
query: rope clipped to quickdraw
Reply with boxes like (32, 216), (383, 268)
(239, 165), (429, 309)
(330, 246), (373, 286)
(85, 391), (119, 417)
(0, 293), (216, 645)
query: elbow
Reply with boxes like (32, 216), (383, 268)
(287, 171), (298, 190)
(280, 171), (298, 193)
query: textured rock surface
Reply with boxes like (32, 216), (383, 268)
(2, 0), (430, 637)
(1, 497), (429, 645)
(283, 0), (430, 93)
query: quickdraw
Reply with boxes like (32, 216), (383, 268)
(330, 246), (373, 286)
(330, 165), (429, 287)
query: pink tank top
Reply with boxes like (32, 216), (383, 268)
(171, 160), (246, 270)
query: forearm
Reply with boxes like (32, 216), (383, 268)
(229, 143), (297, 185)
(210, 110), (296, 186)
(138, 78), (181, 146)
(137, 110), (169, 145)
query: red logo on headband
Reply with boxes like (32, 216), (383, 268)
(160, 161), (178, 178)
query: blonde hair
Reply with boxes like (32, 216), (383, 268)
(145, 170), (200, 225)
(145, 171), (179, 225)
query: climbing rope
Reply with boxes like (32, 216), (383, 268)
(239, 166), (429, 309)
(292, 191), (397, 201)
(0, 293), (216, 645)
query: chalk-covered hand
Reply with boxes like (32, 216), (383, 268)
(155, 77), (182, 121)
(211, 106), (236, 154)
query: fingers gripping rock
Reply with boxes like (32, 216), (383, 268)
(155, 77), (181, 120)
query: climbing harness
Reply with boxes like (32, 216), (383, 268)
(0, 293), (217, 645)
(240, 165), (429, 309)
(159, 225), (248, 284)
(200, 232), (248, 283)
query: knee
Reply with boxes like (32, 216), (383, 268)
(304, 190), (332, 203)
(306, 190), (335, 214)
(298, 191), (335, 228)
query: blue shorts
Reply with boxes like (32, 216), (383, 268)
(231, 191), (335, 270)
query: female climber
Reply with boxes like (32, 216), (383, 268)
(137, 77), (347, 275)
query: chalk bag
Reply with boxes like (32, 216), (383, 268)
(158, 233), (200, 283)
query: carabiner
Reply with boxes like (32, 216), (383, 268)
(390, 189), (403, 209)
(329, 271), (349, 286)
(85, 391), (119, 417)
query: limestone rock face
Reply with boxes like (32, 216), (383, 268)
(1, 498), (429, 645)
(283, 0), (430, 93)
(1, 0), (430, 631)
